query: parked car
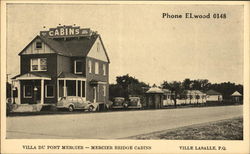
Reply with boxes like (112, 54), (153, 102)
(127, 97), (142, 109)
(111, 97), (127, 109)
(57, 96), (97, 112)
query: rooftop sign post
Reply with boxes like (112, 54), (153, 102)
(40, 25), (92, 38)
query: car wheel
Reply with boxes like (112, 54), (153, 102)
(68, 105), (74, 112)
(88, 105), (94, 112)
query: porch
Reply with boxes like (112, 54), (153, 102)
(12, 72), (51, 105)
(57, 72), (86, 100)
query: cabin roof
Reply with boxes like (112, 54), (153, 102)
(206, 89), (222, 95)
(18, 34), (110, 63)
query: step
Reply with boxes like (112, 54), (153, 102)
(11, 104), (44, 112)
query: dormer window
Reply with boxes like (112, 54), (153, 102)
(74, 60), (83, 74)
(36, 42), (42, 49)
(31, 58), (47, 71)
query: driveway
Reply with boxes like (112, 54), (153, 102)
(6, 105), (243, 139)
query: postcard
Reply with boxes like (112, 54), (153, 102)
(1, 1), (249, 154)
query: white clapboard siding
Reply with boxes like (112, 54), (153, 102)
(207, 95), (221, 101)
(87, 37), (109, 62)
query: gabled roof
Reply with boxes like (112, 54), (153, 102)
(18, 34), (110, 63)
(12, 72), (51, 80)
(98, 36), (110, 63)
(146, 87), (164, 94)
(206, 89), (221, 95)
(231, 91), (242, 96)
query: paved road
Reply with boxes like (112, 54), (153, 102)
(6, 105), (243, 139)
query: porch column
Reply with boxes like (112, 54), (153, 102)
(76, 80), (78, 96)
(57, 80), (59, 100)
(94, 87), (96, 103)
(41, 79), (44, 104)
(11, 81), (14, 103)
(63, 80), (66, 97)
(17, 80), (21, 104)
(97, 84), (99, 102)
(80, 81), (83, 97)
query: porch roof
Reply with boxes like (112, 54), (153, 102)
(12, 72), (51, 80)
(231, 91), (242, 96)
(89, 79), (98, 86)
(57, 72), (86, 80)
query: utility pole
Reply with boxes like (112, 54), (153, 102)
(6, 73), (11, 83)
(6, 74), (13, 103)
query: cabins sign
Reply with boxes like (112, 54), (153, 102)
(40, 25), (92, 38)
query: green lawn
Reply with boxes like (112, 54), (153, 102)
(128, 117), (243, 140)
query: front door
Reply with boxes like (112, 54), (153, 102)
(32, 86), (41, 104)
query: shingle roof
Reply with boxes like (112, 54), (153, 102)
(40, 35), (98, 57)
(57, 72), (83, 78)
(146, 87), (164, 94)
(206, 89), (221, 95)
(19, 34), (100, 57)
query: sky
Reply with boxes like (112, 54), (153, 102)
(6, 3), (244, 86)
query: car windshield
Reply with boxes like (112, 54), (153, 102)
(59, 97), (66, 101)
(114, 98), (124, 105)
(129, 98), (139, 106)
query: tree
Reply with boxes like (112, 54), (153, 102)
(162, 81), (184, 107)
(162, 78), (243, 104)
(182, 78), (192, 90)
(209, 82), (243, 100)
(195, 94), (200, 104)
(109, 84), (124, 100)
(109, 74), (149, 100)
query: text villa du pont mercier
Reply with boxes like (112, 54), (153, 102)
(162, 12), (226, 19)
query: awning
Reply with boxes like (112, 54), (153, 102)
(12, 72), (51, 80)
(89, 79), (98, 86)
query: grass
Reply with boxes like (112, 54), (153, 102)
(127, 117), (243, 140)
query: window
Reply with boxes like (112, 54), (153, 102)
(45, 85), (54, 98)
(103, 64), (106, 76)
(40, 58), (47, 71)
(103, 85), (106, 97)
(88, 60), (92, 73)
(82, 81), (85, 97)
(31, 58), (47, 71)
(31, 59), (38, 71)
(78, 81), (81, 97)
(95, 62), (99, 74)
(24, 85), (32, 98)
(74, 60), (83, 74)
(36, 42), (42, 49)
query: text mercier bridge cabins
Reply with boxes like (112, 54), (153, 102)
(12, 25), (110, 110)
